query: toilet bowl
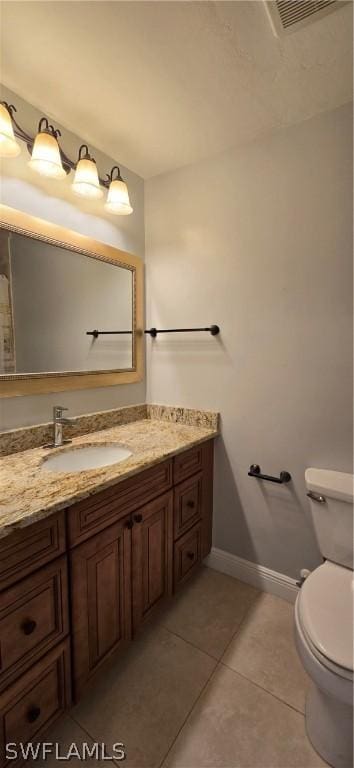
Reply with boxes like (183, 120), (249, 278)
(295, 469), (354, 768)
(295, 562), (353, 768)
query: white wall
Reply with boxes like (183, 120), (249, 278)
(0, 86), (145, 429)
(145, 104), (353, 579)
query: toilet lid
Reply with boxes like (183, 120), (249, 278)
(299, 561), (354, 672)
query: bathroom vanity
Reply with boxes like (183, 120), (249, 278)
(0, 408), (217, 762)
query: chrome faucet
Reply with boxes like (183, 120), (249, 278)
(44, 406), (74, 448)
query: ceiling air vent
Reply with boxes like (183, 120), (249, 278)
(265, 0), (348, 36)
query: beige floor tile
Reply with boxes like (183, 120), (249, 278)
(26, 714), (111, 767)
(222, 592), (309, 712)
(163, 664), (327, 768)
(159, 566), (259, 659)
(72, 624), (216, 768)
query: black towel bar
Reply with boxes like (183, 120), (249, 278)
(87, 326), (220, 338)
(86, 330), (133, 338)
(248, 464), (291, 484)
(145, 325), (220, 337)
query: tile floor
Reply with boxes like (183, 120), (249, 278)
(41, 567), (327, 768)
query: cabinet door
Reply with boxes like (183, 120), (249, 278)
(70, 518), (131, 701)
(132, 491), (173, 633)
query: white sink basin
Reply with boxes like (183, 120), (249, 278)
(41, 444), (132, 473)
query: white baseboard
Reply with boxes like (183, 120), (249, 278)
(205, 547), (299, 604)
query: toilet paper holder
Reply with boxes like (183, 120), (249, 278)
(248, 464), (292, 484)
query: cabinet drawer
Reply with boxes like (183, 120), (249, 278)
(68, 460), (173, 547)
(0, 640), (71, 768)
(173, 446), (203, 484)
(0, 513), (66, 591)
(0, 557), (69, 692)
(174, 474), (202, 539)
(174, 523), (202, 590)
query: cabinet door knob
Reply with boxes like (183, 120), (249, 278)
(124, 520), (134, 530)
(21, 619), (37, 636)
(27, 706), (41, 723)
(134, 513), (143, 523)
(186, 551), (195, 560)
(186, 500), (195, 509)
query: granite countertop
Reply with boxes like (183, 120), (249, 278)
(0, 415), (218, 539)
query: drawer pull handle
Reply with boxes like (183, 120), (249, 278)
(27, 706), (41, 723)
(186, 551), (195, 560)
(134, 514), (143, 523)
(186, 500), (195, 509)
(22, 619), (37, 635)
(124, 520), (134, 530)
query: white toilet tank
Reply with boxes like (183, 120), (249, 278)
(305, 468), (354, 570)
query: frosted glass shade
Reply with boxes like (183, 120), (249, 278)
(71, 158), (103, 199)
(28, 131), (66, 178)
(0, 103), (21, 157)
(105, 178), (133, 215)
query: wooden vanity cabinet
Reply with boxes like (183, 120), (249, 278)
(0, 437), (215, 753)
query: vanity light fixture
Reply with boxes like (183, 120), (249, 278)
(72, 144), (103, 199)
(0, 102), (133, 215)
(28, 118), (66, 179)
(105, 166), (133, 215)
(0, 102), (21, 157)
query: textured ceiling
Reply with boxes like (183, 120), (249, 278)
(1, 1), (352, 178)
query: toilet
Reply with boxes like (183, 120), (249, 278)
(295, 468), (354, 768)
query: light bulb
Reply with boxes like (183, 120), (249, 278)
(71, 144), (103, 199)
(104, 166), (133, 215)
(28, 119), (65, 178)
(0, 102), (21, 157)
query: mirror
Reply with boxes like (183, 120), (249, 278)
(1, 232), (133, 374)
(0, 206), (143, 396)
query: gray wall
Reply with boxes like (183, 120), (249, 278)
(0, 86), (145, 429)
(145, 104), (353, 579)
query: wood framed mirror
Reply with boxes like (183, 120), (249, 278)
(0, 205), (144, 397)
